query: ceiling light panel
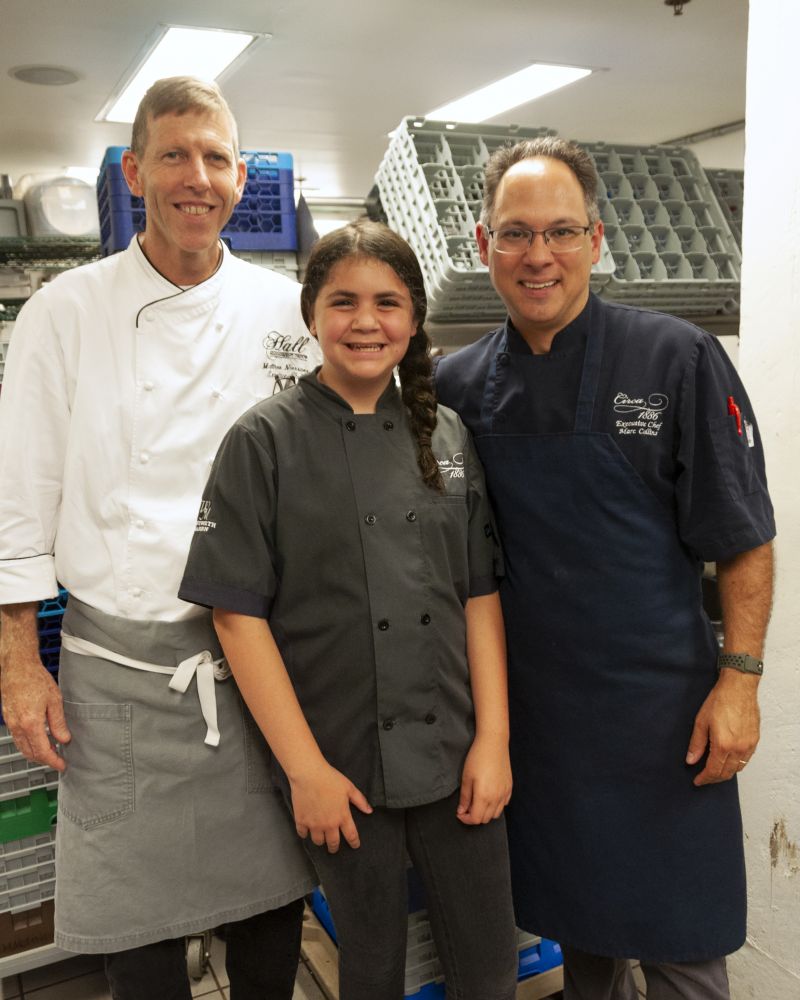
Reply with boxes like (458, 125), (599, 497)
(427, 63), (592, 124)
(98, 25), (263, 124)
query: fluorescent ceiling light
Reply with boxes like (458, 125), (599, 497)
(98, 25), (263, 124)
(426, 63), (592, 123)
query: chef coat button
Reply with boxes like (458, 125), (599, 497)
(345, 420), (356, 432)
(130, 587), (142, 598)
(140, 451), (150, 464)
(420, 613), (431, 625)
(145, 314), (155, 324)
(211, 389), (222, 399)
(365, 513), (377, 526)
(498, 353), (509, 366)
(406, 510), (417, 522)
(424, 713), (437, 725)
(383, 420), (394, 431)
(382, 718), (395, 731)
(142, 381), (154, 392)
(134, 519), (145, 529)
(377, 619), (390, 631)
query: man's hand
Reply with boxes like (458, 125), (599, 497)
(686, 670), (760, 786)
(0, 603), (70, 771)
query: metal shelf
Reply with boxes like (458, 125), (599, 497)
(0, 237), (102, 270)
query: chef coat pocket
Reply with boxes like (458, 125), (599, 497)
(708, 416), (760, 500)
(59, 702), (134, 830)
(241, 701), (274, 793)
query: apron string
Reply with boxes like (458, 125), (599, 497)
(60, 632), (229, 747)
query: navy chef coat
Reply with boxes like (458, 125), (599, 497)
(180, 371), (502, 808)
(437, 293), (774, 562)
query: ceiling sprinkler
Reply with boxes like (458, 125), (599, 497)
(664, 0), (691, 13)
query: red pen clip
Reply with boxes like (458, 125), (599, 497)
(727, 395), (742, 435)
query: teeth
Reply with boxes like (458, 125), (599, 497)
(179, 205), (211, 215)
(522, 280), (557, 289)
(348, 344), (382, 351)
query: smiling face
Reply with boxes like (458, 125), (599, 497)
(477, 156), (603, 353)
(309, 256), (417, 412)
(121, 109), (246, 284)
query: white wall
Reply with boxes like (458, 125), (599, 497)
(727, 3), (800, 997)
(688, 130), (745, 171)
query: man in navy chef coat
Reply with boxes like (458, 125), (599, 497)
(435, 137), (775, 1000)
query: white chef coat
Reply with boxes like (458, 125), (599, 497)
(0, 236), (321, 620)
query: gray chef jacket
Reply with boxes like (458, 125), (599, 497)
(179, 371), (502, 808)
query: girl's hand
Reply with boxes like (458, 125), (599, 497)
(457, 734), (512, 826)
(289, 760), (372, 853)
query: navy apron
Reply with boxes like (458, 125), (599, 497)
(475, 305), (746, 962)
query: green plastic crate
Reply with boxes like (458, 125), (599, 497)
(0, 789), (57, 845)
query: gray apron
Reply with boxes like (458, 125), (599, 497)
(55, 597), (315, 954)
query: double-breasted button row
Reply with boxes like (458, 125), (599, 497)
(375, 615), (431, 630)
(381, 714), (437, 730)
(365, 513), (377, 526)
(345, 420), (356, 431)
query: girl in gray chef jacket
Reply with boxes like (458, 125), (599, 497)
(180, 220), (518, 1000)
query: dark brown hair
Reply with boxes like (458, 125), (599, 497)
(130, 76), (239, 157)
(301, 219), (444, 493)
(481, 136), (600, 227)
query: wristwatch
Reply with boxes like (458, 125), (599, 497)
(718, 652), (764, 676)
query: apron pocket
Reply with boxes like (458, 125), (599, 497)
(241, 701), (274, 793)
(60, 702), (134, 830)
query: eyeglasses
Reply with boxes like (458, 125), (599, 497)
(486, 225), (593, 254)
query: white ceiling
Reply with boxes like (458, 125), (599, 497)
(1, 0), (748, 199)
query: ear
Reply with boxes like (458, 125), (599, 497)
(308, 319), (318, 338)
(590, 220), (605, 265)
(476, 222), (490, 266)
(121, 149), (143, 198)
(233, 157), (247, 206)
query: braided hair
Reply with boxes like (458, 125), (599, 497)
(301, 219), (444, 493)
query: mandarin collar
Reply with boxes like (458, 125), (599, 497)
(505, 294), (594, 355)
(298, 369), (405, 416)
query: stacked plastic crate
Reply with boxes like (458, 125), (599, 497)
(96, 147), (298, 258)
(0, 591), (65, 955)
(584, 142), (742, 315)
(374, 117), (615, 324)
(310, 883), (562, 998)
(705, 168), (744, 249)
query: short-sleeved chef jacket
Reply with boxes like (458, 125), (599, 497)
(180, 372), (502, 808)
(436, 293), (774, 562)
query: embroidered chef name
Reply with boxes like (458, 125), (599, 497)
(613, 392), (669, 438)
(437, 452), (465, 479)
(262, 331), (315, 394)
(195, 499), (216, 533)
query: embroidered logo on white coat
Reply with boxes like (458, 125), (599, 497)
(437, 452), (465, 479)
(613, 392), (669, 438)
(262, 331), (315, 395)
(195, 499), (217, 533)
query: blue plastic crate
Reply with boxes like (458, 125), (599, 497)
(37, 589), (68, 620)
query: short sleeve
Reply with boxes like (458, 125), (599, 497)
(675, 335), (775, 562)
(465, 431), (504, 596)
(178, 420), (279, 616)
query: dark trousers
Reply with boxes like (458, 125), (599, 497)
(104, 898), (305, 1000)
(305, 790), (518, 1000)
(562, 946), (731, 1000)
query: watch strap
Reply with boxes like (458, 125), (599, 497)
(718, 652), (764, 676)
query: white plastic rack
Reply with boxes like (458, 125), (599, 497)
(374, 118), (741, 323)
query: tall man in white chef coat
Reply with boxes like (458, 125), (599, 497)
(0, 77), (318, 999)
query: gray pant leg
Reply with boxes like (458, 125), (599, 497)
(640, 958), (730, 1000)
(561, 946), (639, 1000)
